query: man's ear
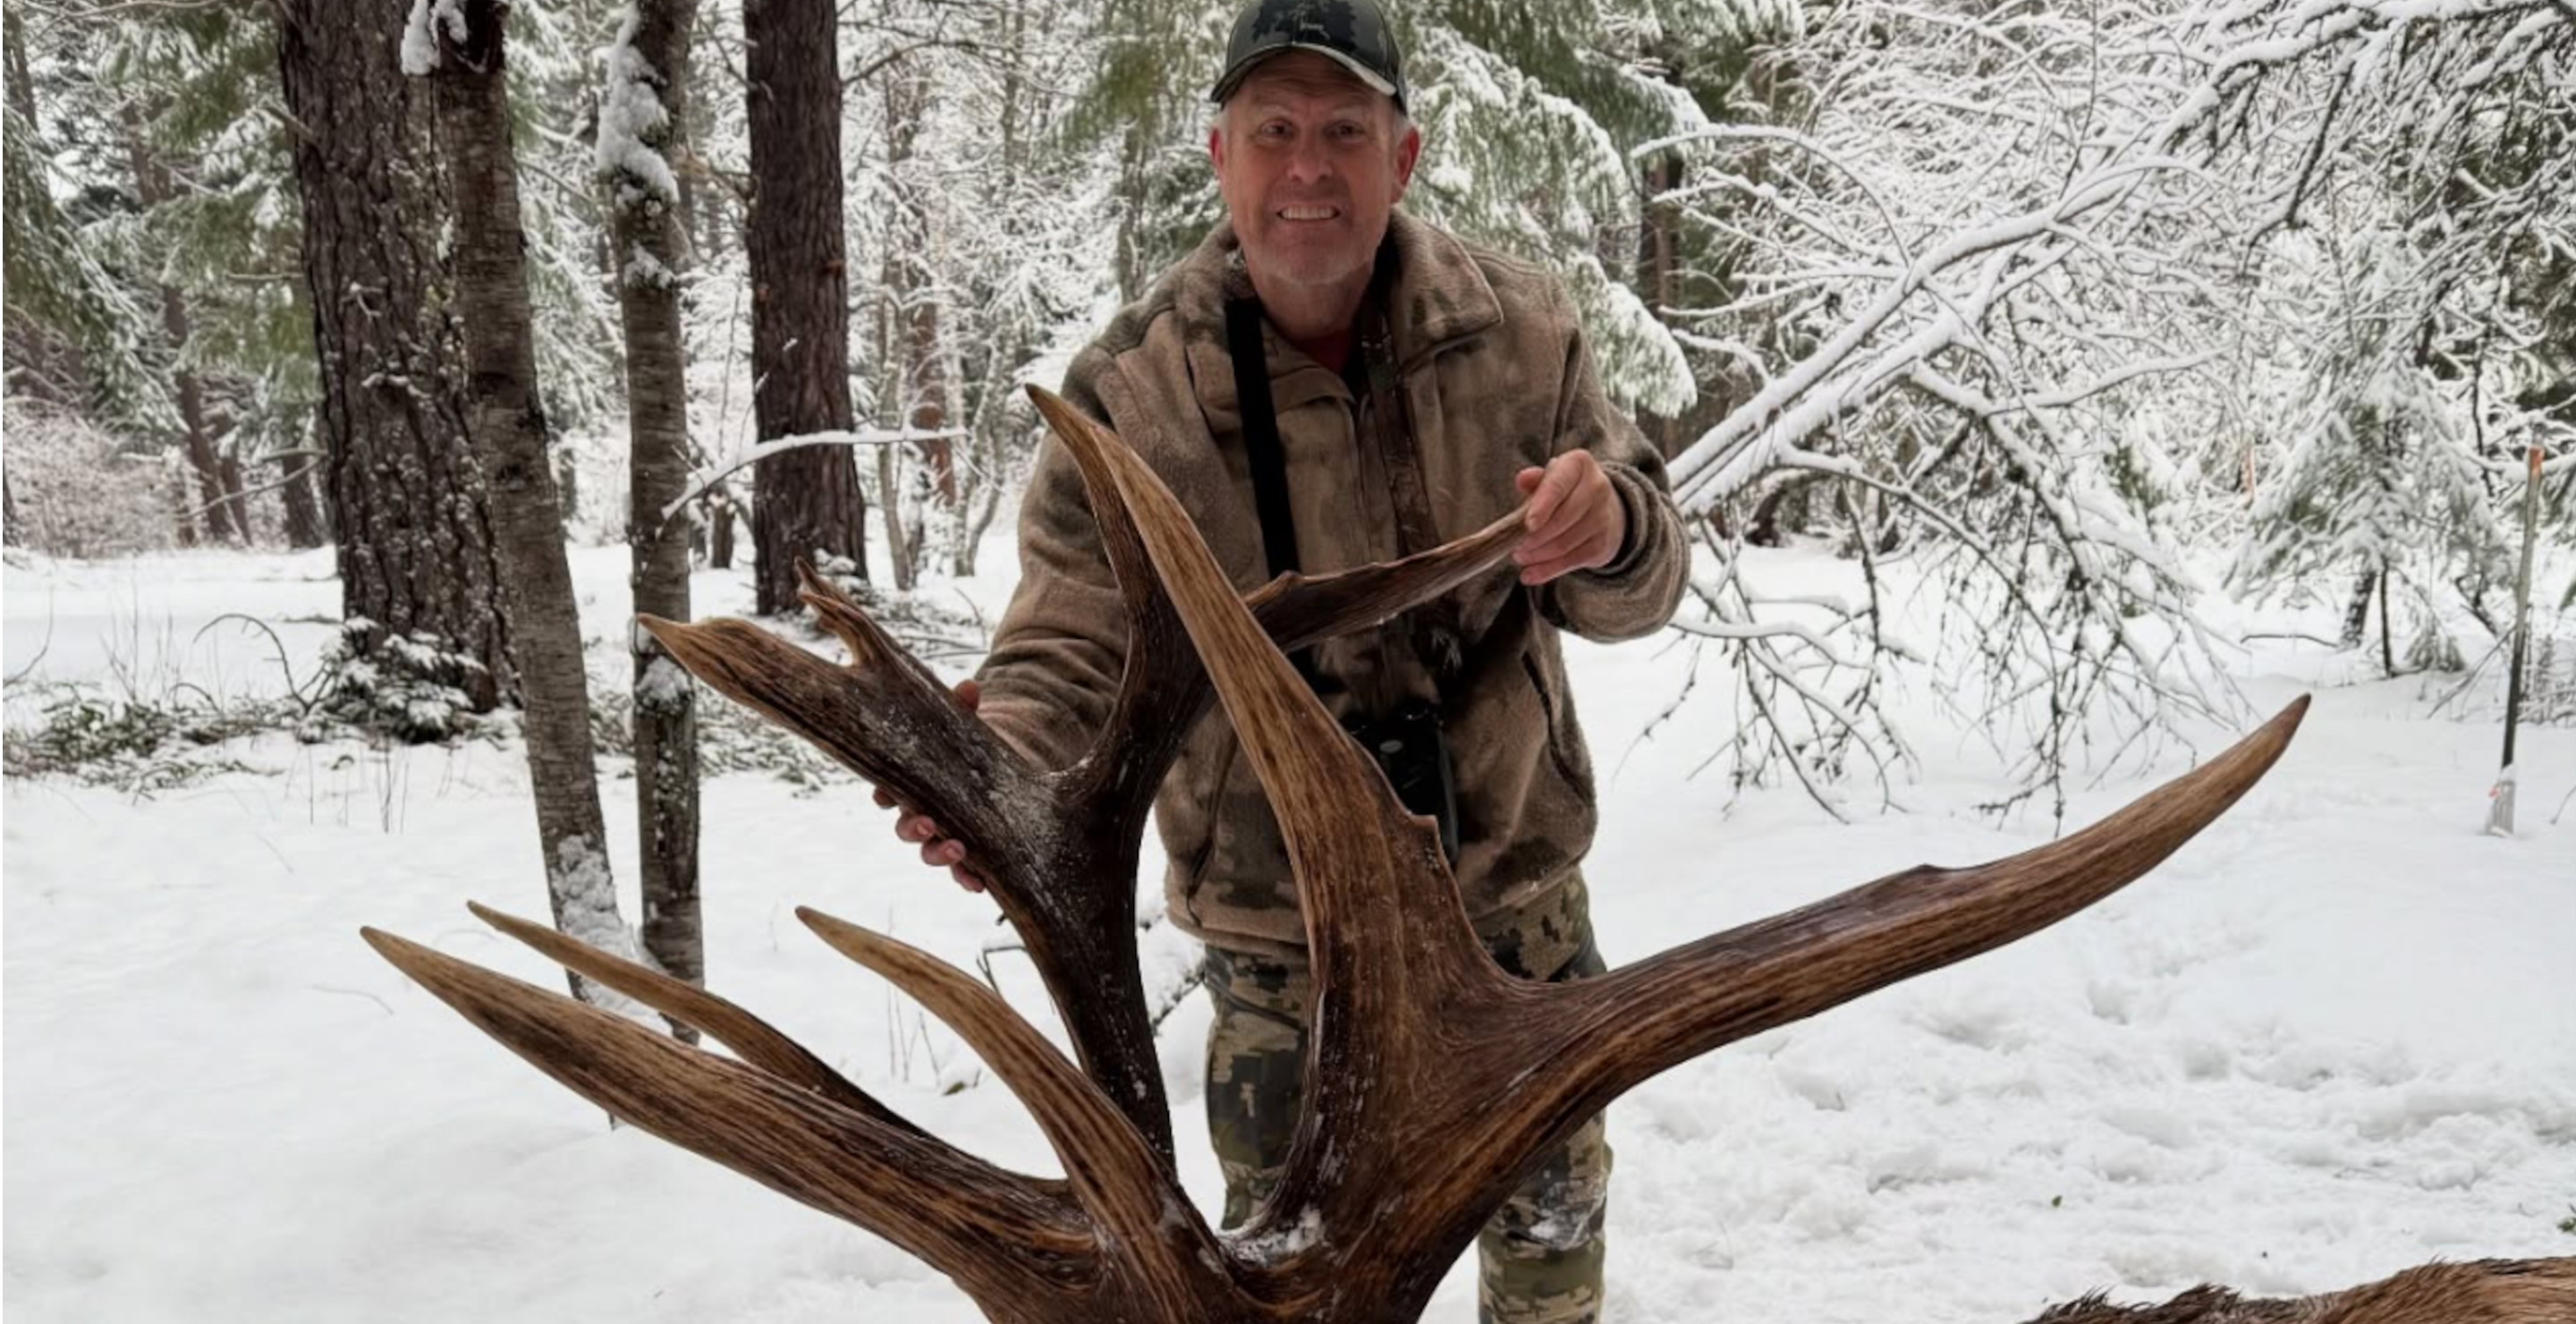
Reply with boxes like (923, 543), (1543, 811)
(1208, 123), (1225, 171)
(1392, 122), (1422, 197)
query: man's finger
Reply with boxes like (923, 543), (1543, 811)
(1518, 530), (1619, 584)
(1516, 503), (1603, 562)
(955, 677), (980, 712)
(873, 786), (896, 809)
(951, 864), (986, 894)
(1517, 482), (1612, 559)
(1524, 456), (1583, 530)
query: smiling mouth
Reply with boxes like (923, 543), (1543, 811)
(1276, 205), (1343, 222)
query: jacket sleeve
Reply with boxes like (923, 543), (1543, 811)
(1532, 283), (1691, 642)
(971, 346), (1133, 772)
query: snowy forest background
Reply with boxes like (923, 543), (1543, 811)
(4, 0), (2574, 1320)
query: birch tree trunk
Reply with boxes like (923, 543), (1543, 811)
(604, 0), (706, 1028)
(277, 0), (511, 710)
(744, 0), (864, 612)
(418, 0), (631, 997)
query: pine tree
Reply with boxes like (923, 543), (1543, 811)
(278, 0), (511, 709)
(743, 0), (867, 613)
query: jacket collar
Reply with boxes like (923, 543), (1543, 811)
(1175, 209), (1504, 429)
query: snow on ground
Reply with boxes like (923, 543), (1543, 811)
(4, 539), (2572, 1323)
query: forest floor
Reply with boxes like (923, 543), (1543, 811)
(5, 537), (2572, 1322)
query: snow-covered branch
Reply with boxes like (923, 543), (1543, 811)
(662, 427), (971, 525)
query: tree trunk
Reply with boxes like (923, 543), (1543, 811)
(2341, 566), (2377, 649)
(218, 444), (249, 540)
(419, 0), (631, 999)
(124, 108), (242, 546)
(278, 447), (326, 549)
(1636, 149), (1684, 459)
(278, 0), (511, 710)
(606, 0), (706, 1035)
(2378, 563), (2396, 675)
(706, 484), (735, 568)
(170, 466), (198, 547)
(744, 0), (864, 612)
(876, 444), (912, 590)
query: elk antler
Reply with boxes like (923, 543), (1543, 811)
(365, 385), (2307, 1321)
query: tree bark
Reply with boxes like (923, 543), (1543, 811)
(278, 0), (511, 709)
(606, 0), (706, 1034)
(420, 0), (631, 1001)
(744, 0), (864, 612)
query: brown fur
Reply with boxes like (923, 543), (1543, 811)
(2026, 1257), (2576, 1324)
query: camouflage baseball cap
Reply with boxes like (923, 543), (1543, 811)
(1209, 0), (1408, 113)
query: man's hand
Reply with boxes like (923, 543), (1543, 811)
(1513, 452), (1626, 585)
(871, 678), (988, 893)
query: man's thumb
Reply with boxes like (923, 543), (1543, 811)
(955, 677), (981, 712)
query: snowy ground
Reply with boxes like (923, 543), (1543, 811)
(5, 539), (2572, 1323)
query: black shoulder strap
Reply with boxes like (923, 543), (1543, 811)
(1224, 293), (1319, 682)
(1224, 296), (1301, 579)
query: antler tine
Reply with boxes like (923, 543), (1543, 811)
(1562, 695), (2314, 1098)
(1248, 509), (1526, 654)
(798, 907), (1225, 1284)
(359, 929), (1095, 1310)
(792, 558), (958, 700)
(464, 902), (911, 1132)
(640, 603), (1178, 1163)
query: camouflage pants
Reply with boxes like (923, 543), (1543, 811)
(1203, 878), (1613, 1324)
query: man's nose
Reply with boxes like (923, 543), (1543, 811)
(1284, 134), (1335, 185)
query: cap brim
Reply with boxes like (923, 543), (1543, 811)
(1209, 44), (1400, 106)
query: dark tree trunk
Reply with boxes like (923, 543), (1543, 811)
(1636, 149), (1683, 459)
(421, 0), (630, 1001)
(606, 0), (706, 1035)
(744, 0), (864, 612)
(2341, 567), (2377, 649)
(279, 0), (510, 709)
(4, 473), (21, 547)
(706, 484), (735, 568)
(278, 447), (327, 549)
(124, 109), (242, 546)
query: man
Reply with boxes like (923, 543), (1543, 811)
(881, 3), (1689, 1319)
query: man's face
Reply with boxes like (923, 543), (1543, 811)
(1210, 53), (1421, 294)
